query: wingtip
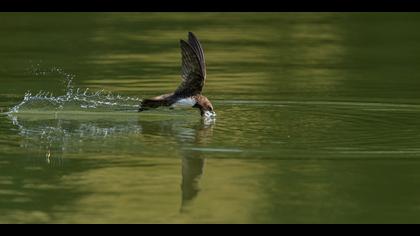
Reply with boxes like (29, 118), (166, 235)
(188, 31), (198, 40)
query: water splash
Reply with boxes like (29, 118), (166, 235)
(10, 66), (141, 113)
(9, 89), (141, 113)
(9, 63), (144, 165)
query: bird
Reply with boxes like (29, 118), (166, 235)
(139, 32), (215, 118)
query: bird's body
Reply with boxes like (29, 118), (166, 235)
(139, 32), (215, 118)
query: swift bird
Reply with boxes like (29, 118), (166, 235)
(139, 32), (215, 118)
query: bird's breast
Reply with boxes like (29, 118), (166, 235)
(172, 97), (196, 108)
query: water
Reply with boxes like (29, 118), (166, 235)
(1, 13), (420, 223)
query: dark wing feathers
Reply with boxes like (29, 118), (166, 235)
(188, 32), (206, 78)
(174, 32), (206, 96)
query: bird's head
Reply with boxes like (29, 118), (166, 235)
(193, 96), (216, 118)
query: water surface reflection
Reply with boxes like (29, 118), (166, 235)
(8, 111), (216, 214)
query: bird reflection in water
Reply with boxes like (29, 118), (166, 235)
(180, 118), (214, 212)
(135, 116), (215, 212)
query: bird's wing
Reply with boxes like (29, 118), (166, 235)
(174, 32), (206, 96)
(187, 32), (206, 79)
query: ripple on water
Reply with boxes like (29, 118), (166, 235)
(7, 70), (420, 161)
(211, 99), (420, 159)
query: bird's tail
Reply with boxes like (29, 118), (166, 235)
(139, 99), (166, 112)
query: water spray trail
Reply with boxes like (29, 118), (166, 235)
(10, 65), (142, 113)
